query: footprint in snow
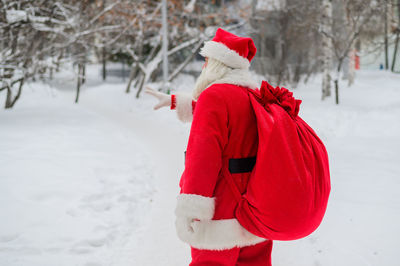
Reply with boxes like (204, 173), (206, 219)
(0, 234), (19, 243)
(69, 236), (107, 255)
(85, 262), (103, 266)
(69, 246), (92, 255)
(86, 237), (107, 248)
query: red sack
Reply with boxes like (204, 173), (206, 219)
(228, 80), (331, 241)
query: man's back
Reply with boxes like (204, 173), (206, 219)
(178, 83), (270, 249)
(194, 83), (259, 219)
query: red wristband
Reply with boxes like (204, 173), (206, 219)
(191, 100), (196, 114)
(171, 94), (177, 110)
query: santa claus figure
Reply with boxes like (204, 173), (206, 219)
(146, 28), (273, 265)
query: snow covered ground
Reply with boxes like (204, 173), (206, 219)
(0, 66), (399, 266)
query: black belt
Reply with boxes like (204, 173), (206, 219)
(229, 156), (256, 173)
(184, 152), (256, 174)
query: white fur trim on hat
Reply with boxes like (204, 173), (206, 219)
(210, 68), (258, 90)
(175, 217), (267, 250)
(175, 93), (194, 123)
(200, 41), (250, 70)
(175, 194), (215, 220)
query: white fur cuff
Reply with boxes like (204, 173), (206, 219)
(176, 218), (266, 250)
(175, 194), (215, 220)
(175, 93), (194, 123)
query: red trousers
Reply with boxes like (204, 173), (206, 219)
(190, 240), (273, 266)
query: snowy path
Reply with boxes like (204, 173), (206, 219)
(79, 87), (191, 265)
(0, 84), (158, 266)
(1, 69), (399, 266)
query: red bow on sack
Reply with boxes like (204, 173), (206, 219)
(258, 80), (302, 118)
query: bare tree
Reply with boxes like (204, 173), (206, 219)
(1, 0), (62, 108)
(64, 0), (122, 103)
(0, 0), (123, 107)
(120, 0), (248, 98)
(320, 0), (385, 104)
(250, 0), (323, 87)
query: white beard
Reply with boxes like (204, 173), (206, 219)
(192, 58), (231, 100)
(191, 58), (259, 100)
(192, 68), (211, 100)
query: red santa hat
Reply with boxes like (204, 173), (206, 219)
(200, 28), (257, 69)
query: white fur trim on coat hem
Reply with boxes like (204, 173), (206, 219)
(200, 41), (250, 70)
(175, 93), (194, 123)
(175, 194), (215, 220)
(175, 218), (267, 250)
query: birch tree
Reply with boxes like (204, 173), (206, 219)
(321, 0), (333, 100)
(321, 0), (385, 104)
(391, 0), (400, 72)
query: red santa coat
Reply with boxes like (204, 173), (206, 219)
(174, 78), (269, 250)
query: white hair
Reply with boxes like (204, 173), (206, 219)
(192, 58), (232, 100)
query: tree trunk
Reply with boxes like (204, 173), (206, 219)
(82, 64), (86, 85)
(122, 59), (126, 82)
(135, 73), (146, 99)
(334, 59), (344, 105)
(5, 79), (24, 109)
(277, 41), (287, 86)
(321, 0), (332, 100)
(126, 62), (139, 93)
(75, 64), (82, 103)
(335, 79), (339, 105)
(5, 87), (12, 109)
(293, 56), (303, 85)
(50, 66), (53, 80)
(392, 31), (399, 72)
(322, 71), (331, 100)
(384, 0), (389, 70)
(126, 24), (144, 93)
(102, 46), (107, 80)
(10, 79), (24, 107)
(125, 62), (140, 93)
(161, 0), (169, 92)
(56, 50), (64, 72)
(348, 48), (355, 86)
(393, 0), (400, 72)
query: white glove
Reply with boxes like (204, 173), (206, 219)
(175, 216), (197, 243)
(145, 87), (171, 110)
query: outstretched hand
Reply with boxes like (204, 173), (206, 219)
(145, 87), (171, 110)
